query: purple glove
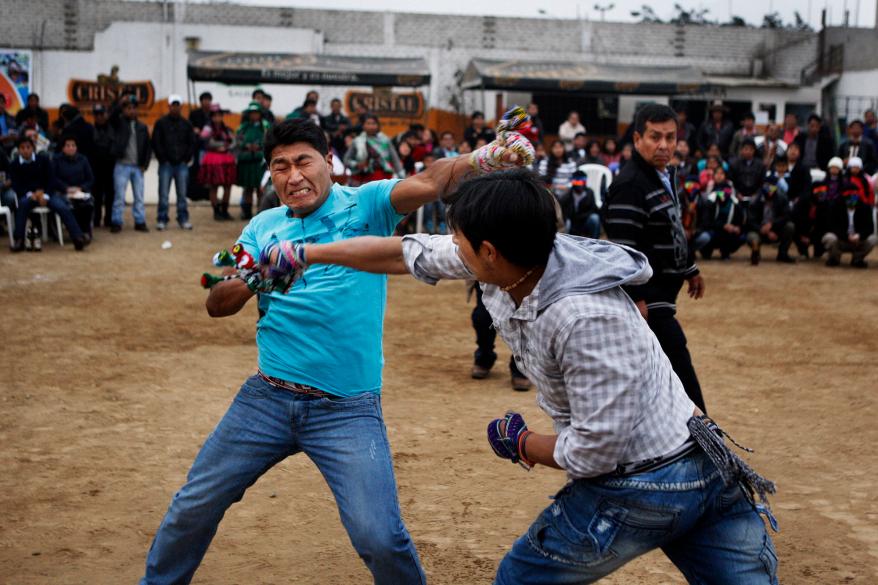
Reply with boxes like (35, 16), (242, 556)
(256, 241), (309, 293)
(487, 411), (533, 470)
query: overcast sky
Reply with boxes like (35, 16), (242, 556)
(233, 0), (876, 30)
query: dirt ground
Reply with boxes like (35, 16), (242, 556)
(1, 204), (877, 584)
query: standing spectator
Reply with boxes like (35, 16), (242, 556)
(199, 104), (237, 221)
(14, 93), (49, 130)
(757, 123), (787, 167)
(235, 101), (270, 220)
(697, 103), (734, 156)
(603, 104), (707, 413)
(675, 140), (695, 178)
(864, 109), (878, 152)
(537, 140), (577, 201)
(90, 104), (116, 228)
(557, 111), (586, 152)
(152, 94), (196, 230)
(784, 142), (812, 204)
(9, 136), (88, 251)
(470, 282), (532, 391)
(526, 102), (544, 145)
(433, 131), (458, 159)
(50, 134), (94, 239)
(321, 98), (350, 155)
(0, 93), (18, 149)
(794, 114), (834, 171)
(675, 107), (697, 151)
(781, 112), (801, 146)
(728, 138), (765, 204)
(728, 112), (759, 158)
(822, 182), (877, 268)
(110, 96), (151, 233)
(746, 179), (795, 265)
(287, 97), (320, 126)
(811, 157), (846, 258)
(694, 171), (744, 260)
(188, 91), (213, 132)
(260, 93), (275, 125)
(343, 114), (403, 185)
(464, 111), (496, 149)
(57, 104), (95, 160)
(838, 120), (878, 174)
(562, 169), (600, 239)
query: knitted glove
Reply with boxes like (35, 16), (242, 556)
(487, 411), (534, 470)
(470, 106), (536, 174)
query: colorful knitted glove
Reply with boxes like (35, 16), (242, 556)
(470, 106), (536, 174)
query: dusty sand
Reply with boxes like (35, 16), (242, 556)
(1, 204), (876, 584)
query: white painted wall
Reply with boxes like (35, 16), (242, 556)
(834, 69), (878, 100)
(32, 22), (323, 113)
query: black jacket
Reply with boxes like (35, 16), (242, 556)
(60, 115), (96, 160)
(603, 149), (697, 312)
(728, 156), (765, 198)
(9, 152), (52, 198)
(747, 190), (791, 233)
(152, 114), (196, 165)
(111, 116), (151, 168)
(561, 187), (599, 236)
(51, 153), (94, 193)
(784, 163), (812, 203)
(794, 131), (834, 170)
(697, 120), (735, 155)
(826, 197), (875, 241)
(91, 121), (116, 168)
(15, 106), (49, 131)
(698, 185), (744, 232)
(838, 139), (878, 175)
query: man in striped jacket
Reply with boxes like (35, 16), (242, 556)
(603, 104), (707, 413)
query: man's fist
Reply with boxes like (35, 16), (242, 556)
(487, 411), (533, 469)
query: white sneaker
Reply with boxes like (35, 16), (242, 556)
(179, 221), (193, 230)
(156, 221), (168, 231)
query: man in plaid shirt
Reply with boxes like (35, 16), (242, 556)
(285, 169), (777, 584)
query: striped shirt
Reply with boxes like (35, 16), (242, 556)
(401, 234), (695, 479)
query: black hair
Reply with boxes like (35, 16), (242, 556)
(440, 130), (455, 139)
(743, 111), (755, 120)
(774, 153), (788, 165)
(362, 114), (380, 125)
(471, 111), (484, 120)
(61, 133), (78, 146)
(545, 139), (569, 182)
(446, 168), (557, 268)
(302, 98), (317, 108)
(199, 91), (212, 101)
(331, 97), (341, 104)
(252, 89), (265, 99)
(849, 119), (865, 128)
(807, 113), (822, 124)
(28, 93), (39, 101)
(263, 118), (328, 162)
(16, 135), (34, 148)
(263, 93), (272, 101)
(633, 104), (678, 135)
(740, 138), (757, 150)
(574, 132), (587, 140)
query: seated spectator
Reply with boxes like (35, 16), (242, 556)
(697, 103), (734, 156)
(601, 138), (621, 169)
(57, 104), (95, 161)
(343, 114), (403, 185)
(794, 114), (834, 170)
(784, 142), (812, 204)
(843, 156), (875, 206)
(696, 143), (728, 172)
(699, 155), (722, 191)
(9, 136), (88, 251)
(729, 112), (760, 158)
(582, 140), (604, 165)
(561, 170), (600, 239)
(764, 154), (790, 197)
(530, 142), (545, 172)
(694, 169), (744, 260)
(235, 101), (270, 220)
(434, 131), (458, 159)
(810, 157), (846, 258)
(397, 139), (416, 177)
(14, 93), (49, 130)
(678, 173), (700, 244)
(568, 132), (588, 165)
(821, 188), (877, 268)
(537, 140), (577, 200)
(839, 120), (878, 175)
(618, 143), (633, 173)
(457, 141), (473, 155)
(413, 127), (436, 162)
(526, 103), (544, 145)
(675, 140), (695, 178)
(558, 111), (586, 151)
(728, 139), (765, 203)
(50, 134), (95, 238)
(745, 179), (796, 265)
(0, 93), (18, 150)
(464, 111), (495, 149)
(0, 144), (15, 210)
(675, 108), (697, 151)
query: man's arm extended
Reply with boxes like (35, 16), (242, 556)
(304, 236), (408, 275)
(205, 278), (255, 317)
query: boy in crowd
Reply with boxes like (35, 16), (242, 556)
(746, 177), (795, 265)
(694, 167), (744, 260)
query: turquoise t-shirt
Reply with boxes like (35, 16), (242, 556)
(237, 179), (403, 397)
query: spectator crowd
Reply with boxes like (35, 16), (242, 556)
(1, 90), (876, 268)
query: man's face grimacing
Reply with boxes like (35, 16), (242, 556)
(634, 119), (677, 170)
(269, 142), (334, 217)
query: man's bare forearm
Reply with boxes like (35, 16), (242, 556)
(305, 236), (408, 275)
(391, 155), (479, 213)
(205, 278), (255, 317)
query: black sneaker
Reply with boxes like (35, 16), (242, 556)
(852, 258), (868, 269)
(110, 224), (122, 233)
(825, 257), (840, 267)
(750, 249), (760, 265)
(776, 254), (796, 264)
(73, 237), (86, 251)
(134, 223), (149, 232)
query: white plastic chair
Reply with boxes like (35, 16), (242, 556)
(415, 206), (425, 233)
(577, 163), (613, 208)
(32, 207), (64, 246)
(0, 204), (14, 247)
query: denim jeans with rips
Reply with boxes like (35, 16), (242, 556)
(140, 375), (425, 585)
(494, 449), (778, 585)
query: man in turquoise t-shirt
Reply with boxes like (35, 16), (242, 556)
(140, 117), (533, 585)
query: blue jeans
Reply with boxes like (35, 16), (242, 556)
(140, 375), (425, 585)
(112, 163), (145, 226)
(157, 162), (189, 224)
(495, 450), (778, 584)
(13, 193), (84, 241)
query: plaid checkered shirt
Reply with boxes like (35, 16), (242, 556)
(401, 234), (695, 479)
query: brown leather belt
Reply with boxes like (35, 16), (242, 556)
(257, 370), (333, 398)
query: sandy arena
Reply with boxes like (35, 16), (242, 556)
(1, 204), (877, 584)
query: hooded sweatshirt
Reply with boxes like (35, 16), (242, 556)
(401, 233), (695, 478)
